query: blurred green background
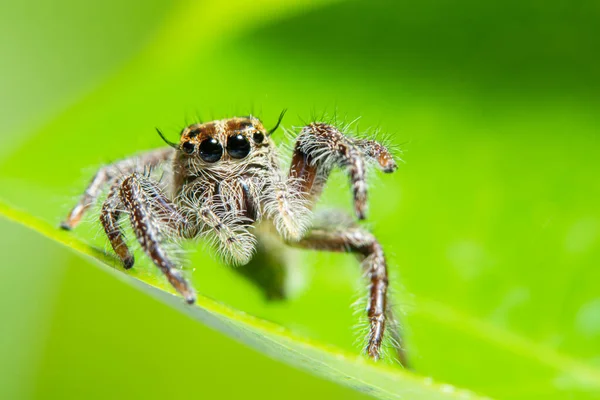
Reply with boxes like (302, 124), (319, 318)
(0, 0), (599, 399)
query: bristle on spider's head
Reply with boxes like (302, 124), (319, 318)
(268, 109), (287, 136)
(155, 128), (178, 149)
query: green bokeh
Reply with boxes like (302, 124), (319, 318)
(1, 0), (599, 399)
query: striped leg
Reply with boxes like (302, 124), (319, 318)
(61, 148), (174, 230)
(100, 180), (135, 268)
(288, 123), (397, 220)
(99, 172), (195, 304)
(288, 223), (407, 365)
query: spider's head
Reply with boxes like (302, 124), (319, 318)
(178, 117), (268, 163)
(158, 112), (286, 164)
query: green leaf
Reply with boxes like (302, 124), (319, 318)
(0, 200), (488, 400)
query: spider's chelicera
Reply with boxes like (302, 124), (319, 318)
(61, 113), (405, 363)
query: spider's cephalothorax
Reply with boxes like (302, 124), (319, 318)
(61, 114), (406, 364)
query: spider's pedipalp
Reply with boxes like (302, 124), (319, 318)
(175, 176), (258, 265)
(264, 175), (312, 242)
(197, 206), (257, 265)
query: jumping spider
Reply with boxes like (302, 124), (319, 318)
(61, 112), (405, 363)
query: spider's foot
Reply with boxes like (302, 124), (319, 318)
(59, 221), (73, 231)
(167, 270), (196, 305)
(381, 161), (398, 173)
(366, 342), (382, 361)
(378, 155), (398, 173)
(123, 256), (135, 269)
(184, 293), (196, 305)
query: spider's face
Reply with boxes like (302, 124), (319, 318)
(178, 117), (270, 164)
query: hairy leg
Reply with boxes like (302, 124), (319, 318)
(287, 222), (407, 364)
(100, 180), (135, 268)
(288, 123), (397, 220)
(100, 172), (195, 303)
(61, 148), (174, 230)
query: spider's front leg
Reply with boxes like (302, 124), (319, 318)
(61, 148), (174, 230)
(101, 172), (196, 304)
(287, 221), (407, 365)
(289, 123), (397, 220)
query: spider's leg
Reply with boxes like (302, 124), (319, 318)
(289, 123), (397, 220)
(100, 180), (135, 268)
(61, 147), (174, 230)
(287, 222), (407, 365)
(115, 173), (195, 304)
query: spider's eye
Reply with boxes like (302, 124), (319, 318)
(199, 138), (223, 163)
(227, 134), (251, 159)
(252, 131), (264, 144)
(181, 141), (195, 154)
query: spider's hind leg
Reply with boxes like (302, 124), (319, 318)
(286, 211), (408, 366)
(100, 172), (196, 304)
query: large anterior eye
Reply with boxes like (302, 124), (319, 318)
(226, 134), (251, 159)
(199, 138), (223, 163)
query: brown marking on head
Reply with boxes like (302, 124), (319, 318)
(180, 122), (218, 145)
(180, 118), (267, 146)
(224, 117), (267, 136)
